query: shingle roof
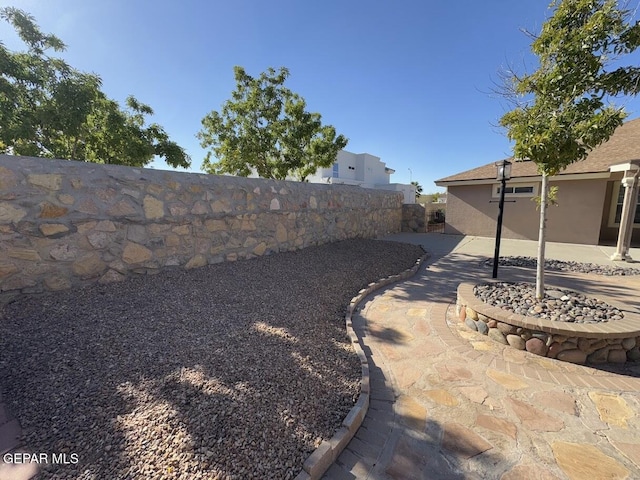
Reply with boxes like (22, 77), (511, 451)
(435, 117), (640, 184)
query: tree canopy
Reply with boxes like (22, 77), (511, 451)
(499, 0), (640, 297)
(500, 0), (640, 175)
(0, 7), (190, 168)
(198, 66), (348, 181)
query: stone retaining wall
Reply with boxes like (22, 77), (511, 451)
(0, 155), (403, 295)
(401, 204), (426, 233)
(456, 282), (640, 365)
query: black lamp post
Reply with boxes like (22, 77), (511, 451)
(492, 159), (512, 279)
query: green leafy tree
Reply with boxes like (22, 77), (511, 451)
(198, 66), (348, 181)
(410, 181), (423, 200)
(0, 7), (190, 168)
(500, 0), (640, 298)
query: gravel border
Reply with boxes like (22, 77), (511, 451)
(0, 239), (424, 480)
(296, 251), (428, 480)
(482, 256), (640, 276)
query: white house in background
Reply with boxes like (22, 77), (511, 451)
(307, 150), (416, 204)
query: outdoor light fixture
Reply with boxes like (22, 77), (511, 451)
(492, 159), (512, 278)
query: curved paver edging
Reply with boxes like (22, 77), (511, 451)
(294, 251), (430, 480)
(457, 282), (640, 365)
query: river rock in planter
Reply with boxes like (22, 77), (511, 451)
(497, 322), (518, 336)
(525, 338), (548, 356)
(465, 318), (478, 331)
(478, 313), (489, 322)
(608, 349), (627, 364)
(556, 349), (587, 365)
(622, 338), (636, 350)
(587, 347), (610, 364)
(627, 347), (640, 361)
(466, 307), (479, 321)
(548, 342), (565, 359)
(506, 334), (525, 350)
(488, 329), (508, 345)
(476, 321), (489, 335)
(487, 320), (498, 328)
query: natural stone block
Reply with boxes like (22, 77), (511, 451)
(87, 231), (109, 249)
(172, 225), (190, 236)
(39, 223), (69, 236)
(58, 193), (76, 205)
(0, 203), (27, 223)
(0, 263), (19, 278)
(476, 321), (489, 335)
(525, 338), (548, 357)
(108, 199), (138, 217)
(49, 244), (78, 260)
(143, 195), (164, 219)
(270, 198), (281, 210)
(8, 248), (41, 261)
(465, 318), (478, 331)
(205, 219), (226, 232)
(95, 220), (116, 232)
(211, 199), (231, 213)
(442, 422), (492, 459)
(253, 242), (267, 256)
(395, 395), (427, 431)
(185, 255), (207, 269)
(169, 205), (188, 217)
(507, 398), (564, 431)
(122, 242), (153, 264)
(497, 322), (517, 335)
(552, 442), (629, 480)
(486, 369), (529, 390)
(621, 337), (636, 350)
(127, 224), (147, 243)
(627, 346), (640, 361)
(99, 269), (126, 284)
(44, 275), (71, 291)
(488, 329), (508, 345)
(191, 201), (208, 215)
(506, 334), (525, 350)
(28, 173), (62, 190)
(72, 253), (107, 278)
(587, 347), (610, 364)
(39, 203), (68, 218)
(608, 349), (627, 363)
(475, 414), (517, 439)
(556, 349), (587, 365)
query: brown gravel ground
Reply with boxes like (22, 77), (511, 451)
(0, 239), (424, 480)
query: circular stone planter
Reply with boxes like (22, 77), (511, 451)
(456, 282), (640, 365)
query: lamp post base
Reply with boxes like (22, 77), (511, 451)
(610, 252), (633, 262)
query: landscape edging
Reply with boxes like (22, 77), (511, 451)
(295, 250), (430, 480)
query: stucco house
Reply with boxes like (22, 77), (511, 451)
(307, 150), (416, 204)
(435, 117), (640, 256)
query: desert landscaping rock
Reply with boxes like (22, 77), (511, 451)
(0, 239), (424, 480)
(474, 282), (625, 323)
(483, 256), (640, 276)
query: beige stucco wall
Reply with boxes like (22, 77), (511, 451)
(0, 155), (403, 295)
(445, 178), (608, 245)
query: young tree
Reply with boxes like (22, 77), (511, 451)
(500, 0), (640, 298)
(198, 66), (348, 180)
(0, 7), (190, 168)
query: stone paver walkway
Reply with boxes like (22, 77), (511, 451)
(324, 234), (640, 480)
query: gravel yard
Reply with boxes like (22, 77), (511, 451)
(0, 238), (424, 480)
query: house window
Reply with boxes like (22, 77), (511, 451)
(492, 183), (538, 198)
(332, 164), (339, 178)
(609, 181), (640, 226)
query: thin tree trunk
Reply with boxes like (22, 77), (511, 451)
(536, 172), (548, 299)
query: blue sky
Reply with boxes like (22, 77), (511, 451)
(3, 0), (640, 192)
